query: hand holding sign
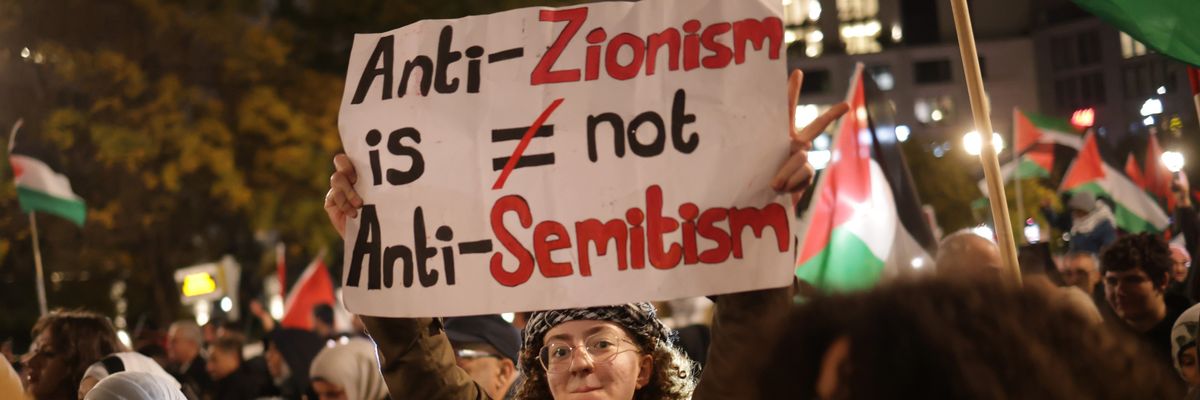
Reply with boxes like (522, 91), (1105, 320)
(324, 154), (362, 238)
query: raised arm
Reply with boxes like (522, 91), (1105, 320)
(325, 156), (487, 399)
(695, 70), (846, 400)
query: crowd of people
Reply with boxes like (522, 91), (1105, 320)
(1, 69), (1199, 400)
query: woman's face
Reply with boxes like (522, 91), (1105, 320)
(1181, 347), (1200, 386)
(542, 320), (652, 400)
(26, 330), (71, 399)
(312, 379), (348, 400)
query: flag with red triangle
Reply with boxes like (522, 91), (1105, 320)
(1061, 132), (1168, 233)
(1125, 154), (1146, 188)
(280, 252), (336, 330)
(1014, 107), (1084, 153)
(796, 65), (933, 291)
(1143, 132), (1176, 211)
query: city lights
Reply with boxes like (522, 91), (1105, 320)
(1162, 151), (1185, 173)
(963, 131), (1004, 155)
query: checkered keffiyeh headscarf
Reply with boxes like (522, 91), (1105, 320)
(520, 303), (675, 372)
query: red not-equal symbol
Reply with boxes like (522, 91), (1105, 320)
(492, 98), (565, 190)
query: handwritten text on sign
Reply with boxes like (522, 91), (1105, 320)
(339, 0), (792, 317)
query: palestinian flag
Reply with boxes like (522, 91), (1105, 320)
(1013, 108), (1084, 152)
(977, 109), (1079, 195)
(1142, 132), (1176, 211)
(796, 65), (935, 292)
(1061, 132), (1168, 233)
(280, 252), (335, 330)
(7, 121), (86, 227)
(1072, 0), (1200, 67)
(978, 148), (1054, 195)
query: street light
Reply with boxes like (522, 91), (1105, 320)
(1162, 151), (1185, 173)
(963, 131), (1004, 156)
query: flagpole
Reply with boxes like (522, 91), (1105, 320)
(29, 212), (49, 316)
(1013, 127), (1026, 237)
(950, 0), (1022, 284)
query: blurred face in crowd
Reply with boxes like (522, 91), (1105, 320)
(265, 342), (289, 380)
(24, 330), (71, 399)
(454, 343), (516, 400)
(1181, 347), (1200, 387)
(1060, 254), (1100, 294)
(1172, 248), (1191, 283)
(167, 326), (199, 365)
(541, 320), (653, 400)
(206, 347), (240, 380)
(312, 379), (348, 400)
(1105, 268), (1166, 325)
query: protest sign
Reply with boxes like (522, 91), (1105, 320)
(338, 0), (792, 317)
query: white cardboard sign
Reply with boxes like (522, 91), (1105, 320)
(338, 0), (793, 317)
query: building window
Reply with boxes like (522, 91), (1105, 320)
(837, 0), (881, 55)
(1080, 72), (1106, 105)
(801, 69), (832, 95)
(1051, 35), (1076, 70)
(1077, 30), (1102, 65)
(914, 59), (952, 84)
(914, 95), (954, 124)
(783, 0), (821, 25)
(840, 20), (882, 54)
(1120, 32), (1148, 59)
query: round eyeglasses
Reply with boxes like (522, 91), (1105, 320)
(538, 335), (640, 373)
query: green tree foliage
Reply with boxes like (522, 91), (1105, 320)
(0, 0), (587, 344)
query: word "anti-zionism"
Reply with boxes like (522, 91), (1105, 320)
(348, 7), (783, 103)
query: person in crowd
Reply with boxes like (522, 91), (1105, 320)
(1169, 175), (1200, 306)
(1172, 303), (1200, 396)
(1066, 191), (1118, 253)
(1171, 244), (1192, 288)
(324, 70), (844, 399)
(134, 344), (168, 371)
(1059, 251), (1118, 321)
(445, 315), (523, 400)
(262, 328), (323, 399)
(78, 352), (182, 399)
(24, 310), (125, 400)
(83, 371), (186, 400)
(1102, 233), (1186, 364)
(1060, 251), (1101, 297)
(758, 276), (1182, 399)
(205, 336), (262, 400)
(934, 230), (1005, 279)
(165, 320), (210, 398)
(309, 338), (389, 400)
(312, 304), (337, 341)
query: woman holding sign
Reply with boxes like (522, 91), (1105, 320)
(325, 70), (847, 400)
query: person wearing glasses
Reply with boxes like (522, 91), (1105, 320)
(324, 70), (845, 400)
(445, 315), (523, 400)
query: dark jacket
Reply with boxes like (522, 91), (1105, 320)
(362, 285), (794, 400)
(208, 364), (266, 400)
(170, 356), (212, 400)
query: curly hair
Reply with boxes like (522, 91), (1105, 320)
(759, 277), (1183, 399)
(31, 309), (126, 396)
(515, 327), (698, 400)
(1100, 233), (1173, 288)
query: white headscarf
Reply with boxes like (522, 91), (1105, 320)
(309, 338), (389, 400)
(1173, 304), (1200, 379)
(81, 352), (180, 390)
(84, 371), (186, 400)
